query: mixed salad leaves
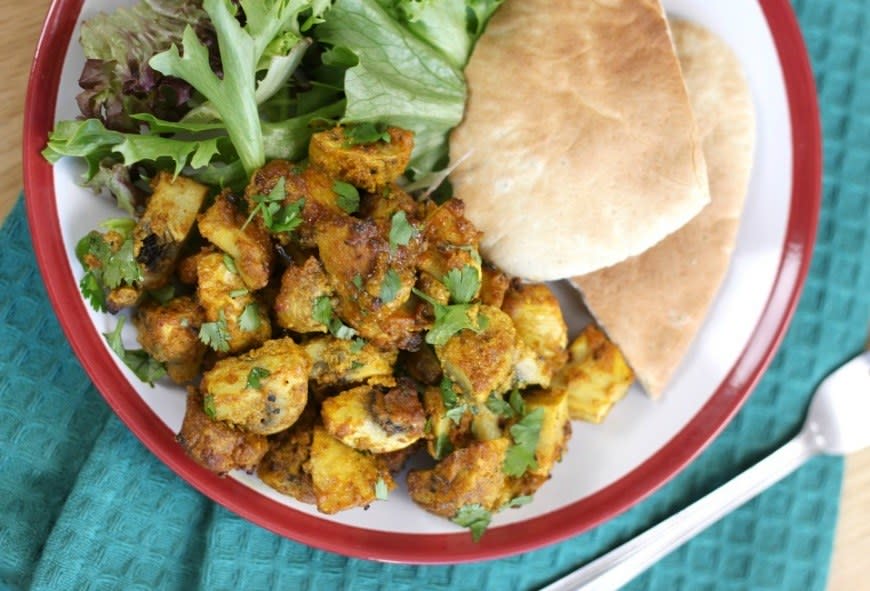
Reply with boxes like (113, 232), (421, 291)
(44, 0), (504, 214)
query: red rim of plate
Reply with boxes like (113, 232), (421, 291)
(22, 0), (821, 564)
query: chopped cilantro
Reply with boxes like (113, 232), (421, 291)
(452, 504), (492, 542)
(486, 393), (516, 419)
(374, 477), (389, 500)
(379, 269), (402, 303)
(433, 433), (453, 460)
(269, 198), (305, 233)
(350, 337), (367, 353)
(509, 387), (526, 417)
(312, 295), (333, 326)
(75, 225), (142, 312)
(503, 407), (545, 477)
(344, 122), (391, 146)
(443, 265), (480, 304)
(352, 274), (364, 290)
(229, 288), (249, 298)
(79, 272), (107, 312)
(350, 360), (364, 370)
(103, 316), (166, 386)
(246, 366), (271, 389)
(312, 295), (358, 340)
(389, 211), (417, 253)
(243, 178), (305, 234)
(505, 495), (534, 509)
(413, 288), (487, 346)
(203, 394), (217, 419)
(100, 217), (137, 234)
(148, 284), (175, 305)
(239, 303), (262, 332)
(440, 377), (459, 408)
(333, 181), (360, 214)
(199, 311), (231, 352)
(102, 237), (140, 288)
(222, 254), (238, 274)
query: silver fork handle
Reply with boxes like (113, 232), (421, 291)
(540, 431), (816, 591)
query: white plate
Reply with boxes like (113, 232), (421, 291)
(24, 0), (820, 562)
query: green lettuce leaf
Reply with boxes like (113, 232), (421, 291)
(315, 0), (466, 174)
(149, 0), (331, 175)
(374, 0), (503, 69)
(44, 118), (223, 178)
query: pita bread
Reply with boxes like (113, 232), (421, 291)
(449, 0), (710, 281)
(572, 19), (756, 397)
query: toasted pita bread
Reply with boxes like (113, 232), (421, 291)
(449, 0), (710, 281)
(572, 19), (756, 397)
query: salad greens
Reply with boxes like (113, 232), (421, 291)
(45, 0), (504, 207)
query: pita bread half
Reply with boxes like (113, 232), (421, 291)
(449, 0), (710, 281)
(572, 19), (756, 398)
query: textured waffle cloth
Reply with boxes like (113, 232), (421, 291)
(2, 1), (869, 590)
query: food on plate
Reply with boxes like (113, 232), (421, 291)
(449, 0), (710, 281)
(42, 0), (755, 543)
(176, 387), (269, 475)
(63, 108), (585, 532)
(572, 19), (756, 397)
(557, 325), (635, 424)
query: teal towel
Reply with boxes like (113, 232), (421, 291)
(2, 0), (868, 589)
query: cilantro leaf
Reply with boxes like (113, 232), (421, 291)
(247, 367), (271, 389)
(148, 284), (175, 305)
(503, 407), (545, 477)
(413, 288), (485, 346)
(103, 316), (166, 386)
(312, 295), (358, 340)
(426, 303), (481, 345)
(350, 337), (367, 353)
(374, 477), (389, 500)
(80, 272), (107, 312)
(333, 180), (360, 213)
(243, 178), (306, 234)
(443, 265), (480, 304)
(486, 393), (516, 419)
(241, 183), (277, 229)
(379, 269), (402, 303)
(509, 387), (526, 417)
(239, 303), (262, 332)
(270, 198), (306, 233)
(199, 311), (231, 352)
(223, 254), (238, 274)
(433, 433), (453, 460)
(312, 295), (334, 327)
(229, 288), (249, 298)
(344, 122), (391, 146)
(100, 237), (140, 288)
(352, 274), (364, 290)
(389, 210), (417, 252)
(203, 394), (217, 419)
(452, 504), (492, 542)
(505, 495), (533, 509)
(440, 376), (459, 407)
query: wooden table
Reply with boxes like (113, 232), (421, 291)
(1, 1), (867, 587)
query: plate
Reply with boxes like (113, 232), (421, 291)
(22, 0), (821, 563)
